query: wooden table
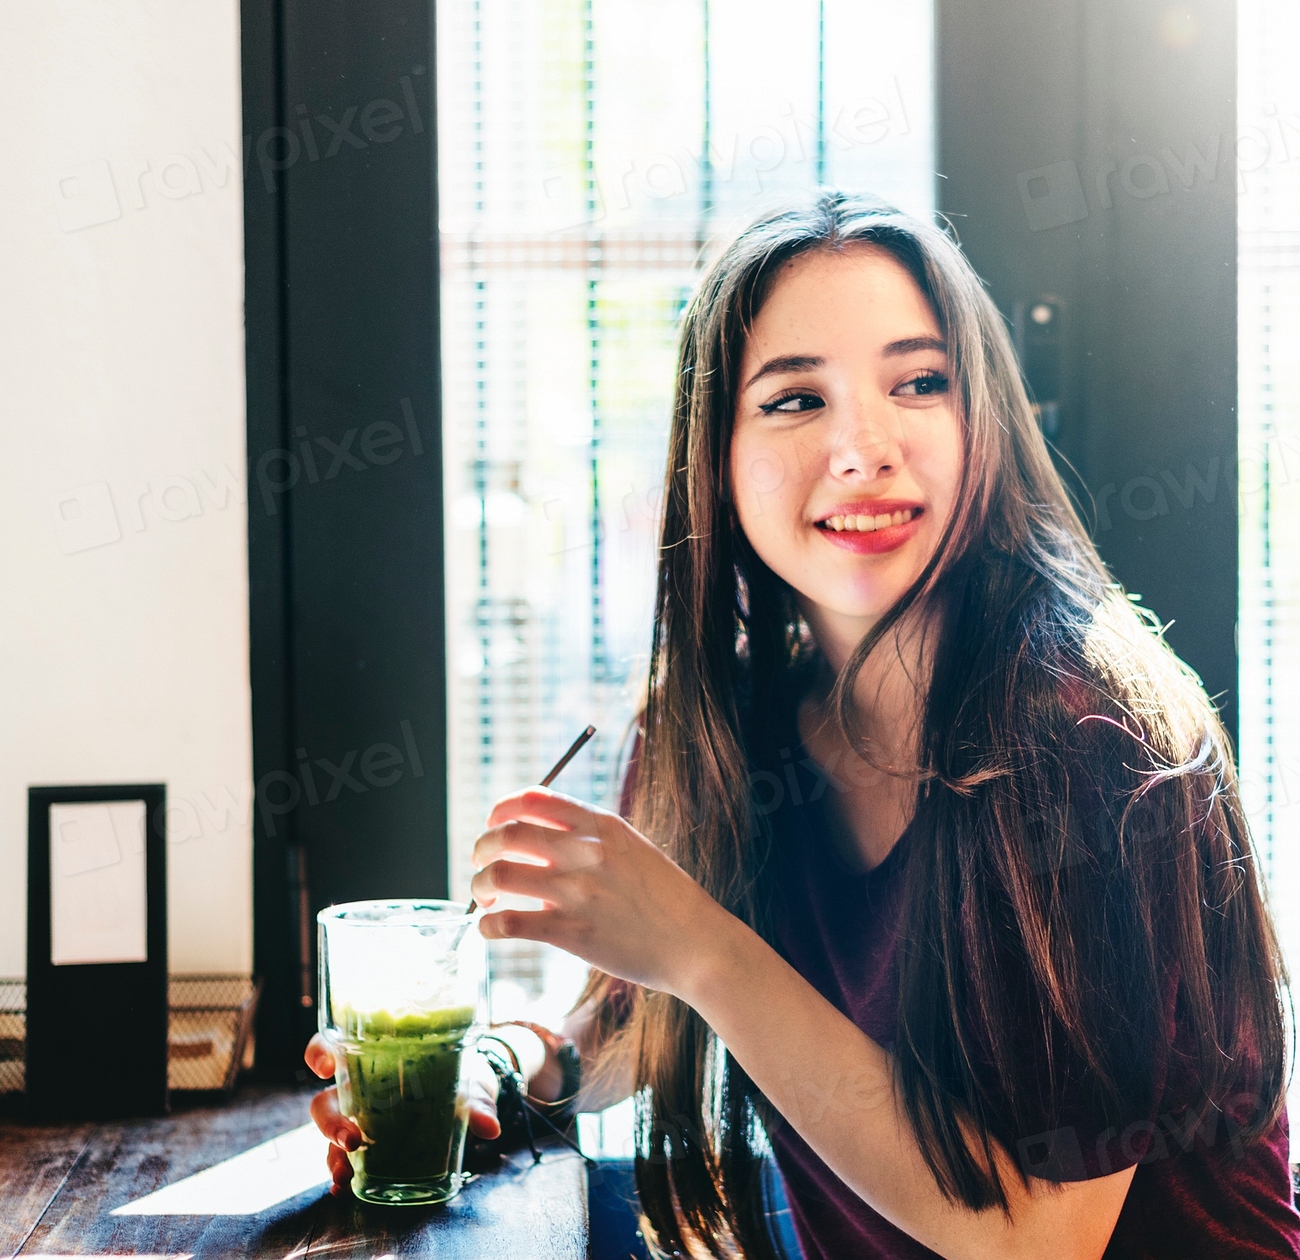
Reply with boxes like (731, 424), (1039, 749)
(0, 1087), (588, 1258)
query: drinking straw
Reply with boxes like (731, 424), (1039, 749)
(463, 725), (597, 917)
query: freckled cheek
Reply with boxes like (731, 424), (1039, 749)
(732, 457), (811, 582)
(910, 423), (964, 519)
(729, 438), (811, 528)
(732, 443), (784, 496)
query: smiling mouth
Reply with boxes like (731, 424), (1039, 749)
(816, 507), (922, 533)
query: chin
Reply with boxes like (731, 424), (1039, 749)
(765, 547), (919, 625)
(837, 601), (900, 623)
(808, 584), (903, 623)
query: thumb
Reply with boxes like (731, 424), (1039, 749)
(466, 1076), (501, 1139)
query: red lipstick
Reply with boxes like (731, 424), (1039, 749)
(812, 500), (924, 555)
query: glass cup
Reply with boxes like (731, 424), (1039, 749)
(317, 899), (487, 1206)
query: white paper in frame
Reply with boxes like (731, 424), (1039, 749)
(48, 800), (148, 965)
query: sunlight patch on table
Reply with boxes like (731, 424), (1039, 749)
(111, 1122), (330, 1216)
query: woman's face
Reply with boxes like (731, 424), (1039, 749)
(729, 245), (963, 644)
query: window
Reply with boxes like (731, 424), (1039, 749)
(1238, 0), (1300, 1145)
(436, 0), (935, 1045)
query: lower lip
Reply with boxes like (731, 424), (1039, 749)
(814, 513), (923, 554)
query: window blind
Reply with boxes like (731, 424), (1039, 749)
(437, 0), (932, 1020)
(1238, 0), (1300, 1080)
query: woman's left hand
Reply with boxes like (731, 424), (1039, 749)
(470, 787), (729, 999)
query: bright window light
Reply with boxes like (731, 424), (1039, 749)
(1237, 0), (1300, 1158)
(110, 1123), (328, 1217)
(436, 0), (935, 1048)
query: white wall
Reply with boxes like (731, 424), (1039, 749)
(0, 3), (252, 975)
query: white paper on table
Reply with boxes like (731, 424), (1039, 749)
(49, 800), (148, 965)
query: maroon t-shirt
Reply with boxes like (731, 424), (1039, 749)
(762, 699), (1300, 1259)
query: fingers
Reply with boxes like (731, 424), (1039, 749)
(469, 855), (577, 910)
(315, 1084), (498, 1198)
(304, 1033), (336, 1079)
(326, 1141), (353, 1196)
(463, 1051), (504, 1138)
(313, 1084), (361, 1198)
(485, 786), (611, 834)
(467, 1096), (501, 1140)
(471, 819), (600, 877)
(310, 1085), (363, 1152)
(478, 906), (566, 947)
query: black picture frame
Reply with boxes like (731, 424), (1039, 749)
(27, 783), (168, 1119)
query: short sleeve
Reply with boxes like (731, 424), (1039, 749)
(1013, 959), (1181, 1182)
(993, 678), (1190, 1183)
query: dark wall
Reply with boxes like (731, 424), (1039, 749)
(936, 0), (1238, 741)
(242, 0), (447, 1078)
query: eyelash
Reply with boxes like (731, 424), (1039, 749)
(896, 369), (950, 397)
(756, 370), (950, 414)
(757, 391), (822, 415)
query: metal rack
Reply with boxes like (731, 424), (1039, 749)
(0, 974), (260, 1095)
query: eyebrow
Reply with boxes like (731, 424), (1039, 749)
(882, 335), (948, 358)
(742, 337), (948, 391)
(742, 354), (823, 391)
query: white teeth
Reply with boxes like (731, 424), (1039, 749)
(821, 507), (918, 532)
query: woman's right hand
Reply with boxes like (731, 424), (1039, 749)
(304, 1033), (504, 1197)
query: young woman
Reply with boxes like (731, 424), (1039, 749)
(308, 192), (1299, 1258)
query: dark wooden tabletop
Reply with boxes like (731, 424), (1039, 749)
(0, 1086), (588, 1258)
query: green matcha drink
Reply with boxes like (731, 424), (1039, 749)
(318, 900), (487, 1207)
(331, 1003), (476, 1202)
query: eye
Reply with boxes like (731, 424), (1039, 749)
(893, 370), (949, 398)
(757, 390), (825, 415)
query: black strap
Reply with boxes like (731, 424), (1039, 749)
(476, 1042), (596, 1168)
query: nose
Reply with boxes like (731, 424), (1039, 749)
(826, 399), (904, 482)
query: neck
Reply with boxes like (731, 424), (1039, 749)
(797, 600), (931, 764)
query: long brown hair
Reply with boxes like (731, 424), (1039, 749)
(576, 190), (1289, 1258)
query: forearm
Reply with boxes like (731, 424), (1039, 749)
(477, 1022), (549, 1093)
(489, 1000), (635, 1114)
(676, 913), (1124, 1260)
(560, 999), (635, 1112)
(466, 787), (1121, 1253)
